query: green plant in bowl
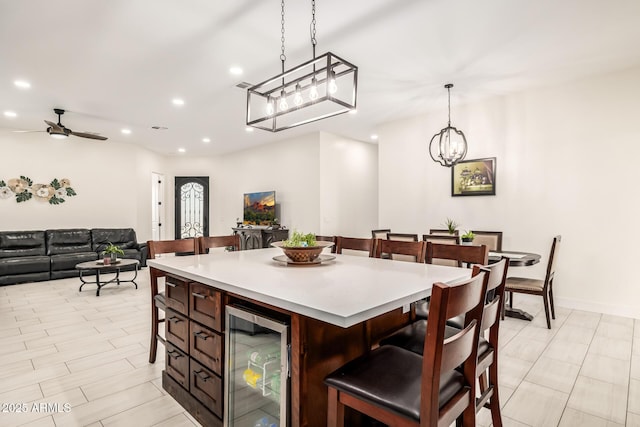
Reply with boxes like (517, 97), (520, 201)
(272, 231), (333, 262)
(461, 230), (475, 242)
(103, 242), (125, 259)
(283, 230), (317, 247)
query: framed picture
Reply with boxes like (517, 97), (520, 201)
(451, 157), (496, 196)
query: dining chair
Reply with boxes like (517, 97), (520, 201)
(471, 231), (503, 251)
(422, 234), (461, 267)
(375, 239), (426, 263)
(503, 235), (561, 329)
(426, 241), (488, 268)
(429, 228), (459, 236)
(315, 235), (337, 253)
(334, 236), (376, 257)
(324, 271), (488, 427)
(387, 232), (419, 242)
(147, 238), (199, 363)
(381, 259), (509, 426)
(371, 229), (391, 240)
(198, 234), (240, 254)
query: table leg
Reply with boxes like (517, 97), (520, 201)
(96, 270), (102, 297)
(504, 293), (534, 321)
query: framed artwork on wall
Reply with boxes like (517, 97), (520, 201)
(451, 157), (496, 196)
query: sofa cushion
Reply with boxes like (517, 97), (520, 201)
(50, 252), (98, 271)
(0, 255), (50, 276)
(0, 271), (50, 285)
(92, 228), (138, 252)
(0, 231), (46, 258)
(46, 229), (92, 255)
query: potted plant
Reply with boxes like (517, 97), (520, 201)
(271, 217), (280, 229)
(461, 231), (475, 244)
(102, 242), (125, 264)
(444, 218), (459, 235)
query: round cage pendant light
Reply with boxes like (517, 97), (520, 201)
(429, 83), (468, 167)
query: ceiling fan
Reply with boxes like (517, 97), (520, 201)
(44, 108), (108, 141)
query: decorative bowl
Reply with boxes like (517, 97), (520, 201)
(271, 240), (334, 263)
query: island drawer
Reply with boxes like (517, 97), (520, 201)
(190, 359), (223, 418)
(166, 274), (189, 315)
(190, 321), (223, 375)
(166, 309), (189, 353)
(189, 283), (223, 332)
(166, 342), (189, 390)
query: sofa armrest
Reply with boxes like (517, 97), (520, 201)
(137, 242), (148, 267)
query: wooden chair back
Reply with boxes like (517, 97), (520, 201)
(471, 231), (503, 252)
(148, 238), (199, 259)
(429, 228), (459, 236)
(371, 229), (391, 239)
(387, 233), (418, 241)
(375, 239), (426, 263)
(420, 271), (488, 426)
(422, 234), (460, 267)
(335, 236), (376, 257)
(198, 235), (240, 254)
(426, 242), (488, 268)
(544, 235), (561, 289)
(315, 235), (337, 253)
(476, 258), (509, 333)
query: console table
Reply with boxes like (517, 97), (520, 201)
(232, 227), (289, 250)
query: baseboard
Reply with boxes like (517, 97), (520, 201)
(555, 296), (640, 320)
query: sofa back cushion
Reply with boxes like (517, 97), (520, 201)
(0, 231), (46, 258)
(92, 228), (138, 252)
(46, 229), (92, 255)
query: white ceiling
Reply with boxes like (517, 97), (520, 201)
(2, 0), (640, 156)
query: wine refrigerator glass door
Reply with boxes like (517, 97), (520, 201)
(224, 305), (289, 427)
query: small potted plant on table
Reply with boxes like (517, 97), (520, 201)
(444, 218), (459, 235)
(102, 242), (125, 265)
(461, 231), (475, 245)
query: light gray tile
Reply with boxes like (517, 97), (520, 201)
(588, 336), (632, 361)
(516, 324), (558, 343)
(40, 359), (134, 397)
(632, 355), (640, 380)
(502, 381), (568, 427)
(594, 321), (633, 342)
(101, 394), (185, 426)
(525, 356), (580, 393)
(553, 324), (596, 345)
(629, 378), (640, 415)
(565, 310), (601, 329)
(580, 353), (631, 386)
(498, 356), (534, 389)
(543, 339), (589, 365)
(81, 363), (163, 401)
(501, 334), (549, 363)
(152, 413), (199, 427)
(600, 314), (634, 327)
(558, 407), (624, 427)
(567, 376), (628, 424)
(628, 412), (640, 427)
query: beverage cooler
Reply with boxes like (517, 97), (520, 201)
(224, 305), (290, 427)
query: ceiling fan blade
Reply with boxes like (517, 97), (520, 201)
(12, 130), (45, 133)
(69, 130), (108, 141)
(44, 120), (64, 132)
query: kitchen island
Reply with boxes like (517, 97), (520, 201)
(148, 248), (470, 426)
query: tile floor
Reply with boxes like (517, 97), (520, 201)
(0, 271), (639, 426)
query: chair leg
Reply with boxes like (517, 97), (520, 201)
(149, 305), (158, 363)
(488, 359), (502, 427)
(327, 387), (345, 427)
(542, 293), (551, 329)
(549, 283), (556, 319)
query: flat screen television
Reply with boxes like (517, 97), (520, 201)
(243, 191), (276, 226)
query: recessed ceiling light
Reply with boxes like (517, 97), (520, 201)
(14, 80), (31, 89)
(172, 98), (185, 106)
(202, 138), (211, 143)
(349, 109), (357, 115)
(230, 66), (243, 76)
(370, 134), (379, 141)
(3, 111), (17, 118)
(151, 126), (168, 130)
(178, 148), (186, 153)
(245, 127), (254, 133)
(121, 129), (131, 135)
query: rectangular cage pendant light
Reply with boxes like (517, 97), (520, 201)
(246, 52), (358, 132)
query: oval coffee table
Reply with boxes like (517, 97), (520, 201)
(75, 259), (139, 296)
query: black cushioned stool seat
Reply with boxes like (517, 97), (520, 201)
(324, 345), (464, 421)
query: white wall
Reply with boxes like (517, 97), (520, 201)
(319, 132), (378, 238)
(378, 66), (640, 318)
(0, 131), (165, 241)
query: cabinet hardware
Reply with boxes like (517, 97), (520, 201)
(166, 282), (177, 288)
(194, 370), (210, 381)
(192, 292), (206, 299)
(168, 350), (183, 359)
(168, 316), (182, 323)
(193, 331), (209, 340)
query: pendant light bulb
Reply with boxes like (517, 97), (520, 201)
(309, 78), (319, 101)
(328, 70), (338, 94)
(294, 83), (303, 106)
(279, 90), (289, 111)
(266, 97), (275, 116)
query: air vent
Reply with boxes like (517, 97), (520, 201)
(151, 126), (168, 130)
(235, 81), (253, 89)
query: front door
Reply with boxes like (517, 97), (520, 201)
(174, 176), (209, 239)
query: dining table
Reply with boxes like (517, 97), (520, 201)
(147, 248), (472, 427)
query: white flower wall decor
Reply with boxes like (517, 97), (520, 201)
(0, 176), (77, 205)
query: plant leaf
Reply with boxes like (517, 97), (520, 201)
(20, 175), (33, 186)
(66, 187), (77, 196)
(50, 178), (61, 190)
(0, 180), (5, 187)
(16, 192), (33, 203)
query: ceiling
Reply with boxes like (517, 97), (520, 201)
(2, 0), (640, 156)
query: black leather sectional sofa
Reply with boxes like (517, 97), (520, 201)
(0, 228), (148, 286)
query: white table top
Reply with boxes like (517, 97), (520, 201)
(147, 248), (471, 328)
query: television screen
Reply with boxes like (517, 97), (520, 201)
(243, 191), (276, 225)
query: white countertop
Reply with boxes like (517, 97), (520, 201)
(147, 248), (471, 328)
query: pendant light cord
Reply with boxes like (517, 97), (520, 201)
(447, 85), (452, 126)
(280, 0), (286, 77)
(310, 0), (317, 58)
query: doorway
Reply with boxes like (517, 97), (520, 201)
(174, 176), (209, 239)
